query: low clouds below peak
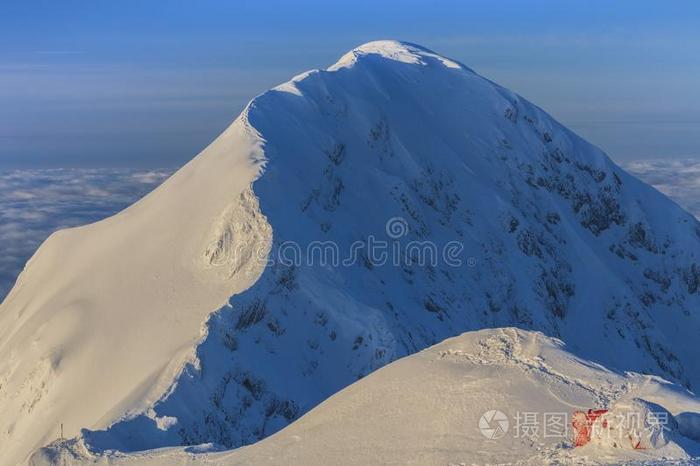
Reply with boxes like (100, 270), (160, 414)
(622, 159), (700, 219)
(0, 168), (172, 300)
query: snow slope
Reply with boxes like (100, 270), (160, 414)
(31, 329), (700, 465)
(0, 120), (270, 463)
(2, 41), (700, 463)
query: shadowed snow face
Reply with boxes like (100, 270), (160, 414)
(0, 168), (172, 301)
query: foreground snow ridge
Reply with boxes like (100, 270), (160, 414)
(33, 329), (700, 464)
(2, 40), (700, 464)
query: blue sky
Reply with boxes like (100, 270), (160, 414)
(1, 0), (699, 168)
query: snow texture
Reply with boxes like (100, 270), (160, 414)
(2, 41), (700, 465)
(32, 329), (700, 465)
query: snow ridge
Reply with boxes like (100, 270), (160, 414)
(32, 329), (700, 465)
(1, 41), (700, 464)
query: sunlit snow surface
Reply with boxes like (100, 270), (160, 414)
(34, 328), (700, 465)
(0, 168), (172, 300)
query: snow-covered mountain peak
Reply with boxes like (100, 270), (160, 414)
(2, 41), (700, 464)
(328, 39), (464, 71)
(270, 40), (466, 101)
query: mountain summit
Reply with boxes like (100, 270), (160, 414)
(2, 40), (700, 464)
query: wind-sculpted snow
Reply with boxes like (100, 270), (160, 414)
(0, 123), (269, 464)
(3, 41), (700, 464)
(32, 329), (700, 465)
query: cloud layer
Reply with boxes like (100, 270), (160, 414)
(0, 168), (172, 300)
(622, 159), (700, 219)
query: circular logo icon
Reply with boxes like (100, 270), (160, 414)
(479, 410), (509, 440)
(385, 216), (409, 239)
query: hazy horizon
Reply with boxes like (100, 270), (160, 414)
(2, 0), (699, 169)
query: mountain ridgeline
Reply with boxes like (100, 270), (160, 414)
(84, 41), (700, 453)
(1, 41), (699, 463)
